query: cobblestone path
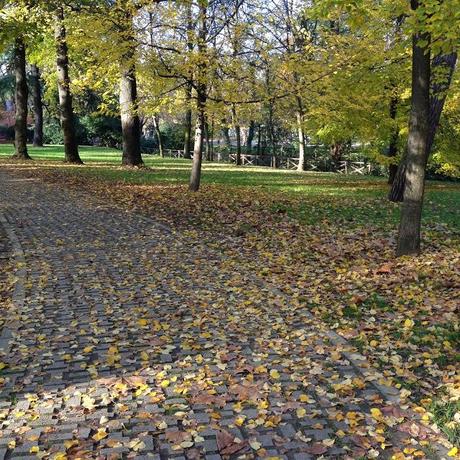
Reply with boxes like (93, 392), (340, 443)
(0, 170), (444, 459)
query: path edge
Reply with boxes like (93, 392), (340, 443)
(0, 212), (26, 354)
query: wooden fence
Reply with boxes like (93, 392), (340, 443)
(160, 149), (373, 175)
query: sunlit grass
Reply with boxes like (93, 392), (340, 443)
(1, 144), (459, 230)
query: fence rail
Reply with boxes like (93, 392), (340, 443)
(160, 149), (373, 175)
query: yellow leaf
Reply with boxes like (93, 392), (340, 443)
(30, 446), (40, 453)
(254, 365), (267, 373)
(82, 395), (96, 409)
(83, 346), (93, 353)
(299, 394), (314, 403)
(140, 351), (149, 361)
(448, 447), (458, 457)
(235, 416), (246, 426)
(160, 380), (170, 388)
(52, 453), (67, 460)
(0, 362), (7, 370)
(404, 319), (414, 329)
(270, 369), (280, 379)
(296, 408), (306, 418)
(92, 428), (108, 441)
(138, 319), (148, 327)
(370, 408), (382, 419)
(195, 354), (204, 364)
(258, 399), (269, 409)
(64, 440), (78, 449)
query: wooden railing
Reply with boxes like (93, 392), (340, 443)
(160, 149), (372, 175)
(337, 161), (372, 175)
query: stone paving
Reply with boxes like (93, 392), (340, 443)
(0, 170), (446, 459)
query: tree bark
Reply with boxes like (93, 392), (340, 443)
(120, 62), (143, 166)
(267, 101), (276, 161)
(296, 97), (306, 171)
(13, 36), (31, 160)
(189, 1), (207, 192)
(153, 115), (163, 157)
(31, 64), (44, 148)
(119, 9), (143, 167)
(330, 142), (344, 170)
(246, 120), (255, 153)
(221, 123), (231, 148)
(389, 51), (457, 201)
(183, 87), (193, 159)
(396, 3), (431, 256)
(183, 2), (194, 160)
(387, 94), (399, 184)
(204, 119), (212, 161)
(256, 124), (262, 155)
(189, 96), (206, 191)
(55, 9), (82, 164)
(231, 104), (241, 165)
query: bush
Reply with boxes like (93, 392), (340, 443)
(0, 125), (14, 141)
(79, 115), (122, 148)
(43, 119), (64, 144)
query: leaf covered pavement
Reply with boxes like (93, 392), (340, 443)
(0, 166), (458, 459)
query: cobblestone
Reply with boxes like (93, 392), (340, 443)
(0, 170), (445, 459)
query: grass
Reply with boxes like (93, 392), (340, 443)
(429, 398), (460, 446)
(1, 144), (459, 231)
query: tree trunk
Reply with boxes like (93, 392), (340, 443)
(183, 87), (193, 159)
(387, 94), (399, 184)
(210, 117), (215, 161)
(190, 99), (206, 191)
(120, 62), (143, 166)
(389, 51), (457, 201)
(296, 97), (306, 171)
(13, 36), (30, 160)
(153, 115), (163, 157)
(396, 4), (431, 256)
(205, 119), (212, 161)
(231, 104), (241, 165)
(267, 101), (276, 161)
(257, 124), (262, 155)
(221, 124), (231, 148)
(119, 9), (143, 167)
(246, 120), (255, 153)
(330, 142), (344, 170)
(189, 2), (207, 192)
(31, 64), (43, 148)
(55, 9), (82, 164)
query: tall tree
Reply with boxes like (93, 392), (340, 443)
(30, 64), (43, 147)
(189, 0), (208, 191)
(55, 6), (83, 164)
(395, 0), (431, 256)
(119, 4), (143, 167)
(13, 35), (31, 159)
(183, 1), (193, 159)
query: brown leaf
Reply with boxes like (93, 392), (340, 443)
(165, 431), (192, 444)
(305, 443), (328, 455)
(216, 430), (248, 456)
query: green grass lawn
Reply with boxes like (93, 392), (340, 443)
(1, 144), (459, 230)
